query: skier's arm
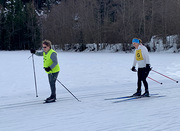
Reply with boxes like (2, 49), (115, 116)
(50, 52), (58, 69)
(35, 51), (43, 56)
(143, 47), (150, 64)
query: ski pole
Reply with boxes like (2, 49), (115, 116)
(147, 76), (163, 85)
(152, 70), (178, 83)
(28, 55), (32, 59)
(32, 54), (38, 97)
(51, 74), (81, 102)
(132, 69), (163, 85)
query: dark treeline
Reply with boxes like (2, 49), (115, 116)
(42, 0), (180, 51)
(0, 0), (40, 50)
(0, 0), (180, 50)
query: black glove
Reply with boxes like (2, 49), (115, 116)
(131, 66), (137, 72)
(44, 67), (51, 72)
(146, 64), (151, 72)
(30, 49), (36, 54)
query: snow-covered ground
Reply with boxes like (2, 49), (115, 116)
(0, 51), (180, 131)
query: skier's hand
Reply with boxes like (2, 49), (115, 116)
(30, 49), (36, 54)
(44, 67), (51, 72)
(131, 66), (137, 72)
(146, 64), (151, 72)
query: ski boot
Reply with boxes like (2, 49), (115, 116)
(132, 90), (141, 96)
(141, 91), (150, 97)
(45, 95), (56, 103)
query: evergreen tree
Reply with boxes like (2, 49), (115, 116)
(24, 2), (41, 49)
(0, 0), (40, 50)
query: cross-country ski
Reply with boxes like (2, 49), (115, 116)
(113, 94), (165, 103)
(105, 93), (159, 100)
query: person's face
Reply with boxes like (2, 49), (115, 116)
(133, 42), (139, 49)
(42, 44), (50, 52)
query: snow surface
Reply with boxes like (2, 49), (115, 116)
(0, 51), (180, 131)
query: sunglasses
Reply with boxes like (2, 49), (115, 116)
(43, 46), (47, 48)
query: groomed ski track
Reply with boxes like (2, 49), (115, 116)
(0, 51), (180, 131)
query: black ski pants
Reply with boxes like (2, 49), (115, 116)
(137, 68), (149, 92)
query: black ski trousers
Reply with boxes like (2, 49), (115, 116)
(137, 68), (149, 92)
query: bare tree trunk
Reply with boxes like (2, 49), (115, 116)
(143, 0), (145, 38)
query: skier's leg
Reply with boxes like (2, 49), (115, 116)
(141, 68), (149, 96)
(137, 68), (142, 92)
(48, 72), (59, 99)
(142, 68), (149, 92)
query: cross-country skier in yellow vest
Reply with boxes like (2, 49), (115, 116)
(30, 40), (60, 103)
(131, 38), (151, 97)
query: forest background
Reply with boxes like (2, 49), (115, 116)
(0, 0), (180, 52)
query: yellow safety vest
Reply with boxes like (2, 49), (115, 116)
(43, 49), (60, 74)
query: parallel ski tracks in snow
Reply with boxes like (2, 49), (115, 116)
(0, 90), (123, 109)
(0, 91), (165, 109)
(0, 98), (70, 109)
